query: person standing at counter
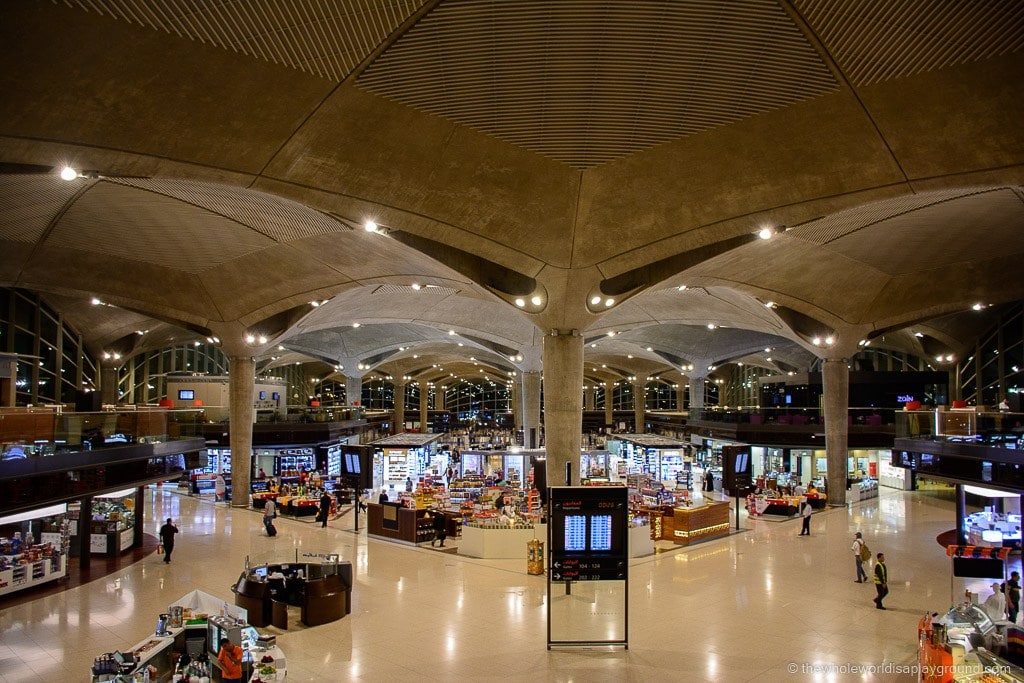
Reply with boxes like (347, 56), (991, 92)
(852, 532), (869, 583)
(873, 553), (888, 610)
(430, 510), (447, 547)
(378, 489), (389, 503)
(317, 491), (332, 528)
(1007, 571), (1021, 623)
(798, 499), (812, 536)
(159, 518), (178, 563)
(217, 637), (244, 683)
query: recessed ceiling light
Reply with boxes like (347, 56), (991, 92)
(758, 227), (774, 240)
(604, 298), (615, 307)
(531, 296), (542, 306)
(514, 298), (525, 307)
(60, 166), (78, 181)
(352, 322), (361, 328)
(707, 323), (716, 330)
(364, 220), (378, 232)
(590, 296), (601, 305)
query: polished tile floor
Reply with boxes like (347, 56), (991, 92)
(0, 486), (997, 682)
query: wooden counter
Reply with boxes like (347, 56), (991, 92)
(671, 501), (730, 546)
(367, 503), (433, 544)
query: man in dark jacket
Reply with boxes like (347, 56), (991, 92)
(317, 491), (333, 528)
(159, 518), (178, 563)
(430, 511), (447, 547)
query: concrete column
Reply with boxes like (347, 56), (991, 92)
(689, 375), (706, 414)
(542, 332), (584, 486)
(393, 380), (406, 434)
(228, 355), (254, 509)
(584, 385), (595, 411)
(345, 375), (363, 406)
(675, 384), (685, 411)
(604, 381), (614, 428)
(134, 486), (145, 547)
(822, 357), (850, 506)
(511, 381), (521, 432)
(100, 364), (119, 405)
(438, 384), (447, 411)
(523, 371), (542, 448)
(633, 380), (646, 433)
(419, 383), (430, 432)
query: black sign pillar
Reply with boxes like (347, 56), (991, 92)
(547, 486), (628, 649)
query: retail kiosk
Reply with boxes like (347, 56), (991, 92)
(369, 432), (445, 492)
(608, 434), (693, 488)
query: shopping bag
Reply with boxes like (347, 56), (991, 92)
(157, 543), (164, 555)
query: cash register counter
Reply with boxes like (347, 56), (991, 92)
(233, 561), (352, 629)
(670, 501), (730, 546)
(90, 590), (286, 683)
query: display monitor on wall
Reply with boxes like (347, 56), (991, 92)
(259, 391), (267, 400)
(272, 392), (280, 401)
(178, 389), (195, 401)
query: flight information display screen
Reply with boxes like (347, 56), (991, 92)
(564, 515), (587, 551)
(590, 514), (612, 551)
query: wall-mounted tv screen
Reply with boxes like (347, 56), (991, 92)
(259, 391), (267, 400)
(272, 392), (280, 401)
(178, 389), (195, 401)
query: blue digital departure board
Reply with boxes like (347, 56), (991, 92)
(590, 514), (612, 551)
(564, 515), (587, 551)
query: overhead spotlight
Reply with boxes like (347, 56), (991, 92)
(531, 295), (543, 306)
(811, 337), (821, 346)
(411, 283), (422, 291)
(647, 347), (653, 352)
(758, 226), (775, 240)
(945, 355), (954, 362)
(364, 220), (378, 232)
(448, 330), (456, 336)
(212, 336), (220, 344)
(590, 296), (601, 305)
(606, 331), (616, 337)
(245, 334), (256, 344)
(194, 341), (201, 347)
(590, 343), (597, 348)
(914, 332), (924, 337)
(102, 352), (111, 360)
(91, 297), (102, 306)
(352, 322), (361, 328)
(677, 285), (687, 292)
(858, 340), (866, 346)
(825, 336), (834, 345)
(935, 355), (943, 363)
(604, 298), (615, 307)
(765, 301), (776, 309)
(60, 166), (78, 181)
(707, 323), (716, 330)
(310, 300), (321, 307)
(514, 298), (526, 307)
(258, 336), (267, 344)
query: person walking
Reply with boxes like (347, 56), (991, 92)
(852, 532), (869, 583)
(430, 510), (447, 547)
(798, 498), (812, 536)
(317, 490), (332, 528)
(1007, 571), (1021, 623)
(873, 553), (889, 609)
(263, 497), (277, 536)
(158, 518), (178, 563)
(216, 637), (244, 683)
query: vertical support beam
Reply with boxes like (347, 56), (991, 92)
(604, 381), (614, 429)
(633, 380), (645, 434)
(523, 371), (542, 449)
(675, 384), (685, 412)
(419, 382), (429, 432)
(345, 375), (363, 406)
(688, 375), (706, 414)
(542, 332), (583, 486)
(78, 495), (93, 570)
(393, 380), (406, 435)
(822, 357), (850, 506)
(956, 484), (966, 545)
(100, 364), (118, 406)
(134, 486), (145, 547)
(229, 356), (254, 509)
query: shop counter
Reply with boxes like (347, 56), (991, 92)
(233, 561), (352, 629)
(275, 495), (321, 517)
(672, 501), (730, 546)
(747, 495), (801, 518)
(460, 525), (542, 559)
(367, 503), (434, 544)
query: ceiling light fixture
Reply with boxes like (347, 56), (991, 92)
(811, 337), (821, 346)
(972, 303), (985, 311)
(590, 296), (601, 305)
(757, 226), (775, 240)
(411, 283), (421, 291)
(707, 323), (716, 330)
(514, 298), (526, 307)
(60, 166), (78, 181)
(604, 298), (615, 307)
(364, 220), (378, 232)
(352, 322), (361, 328)
(531, 296), (542, 306)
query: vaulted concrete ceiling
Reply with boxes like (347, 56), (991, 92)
(1, 0), (1022, 386)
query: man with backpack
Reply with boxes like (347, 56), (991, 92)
(852, 531), (870, 583)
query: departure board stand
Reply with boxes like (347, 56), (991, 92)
(546, 486), (629, 649)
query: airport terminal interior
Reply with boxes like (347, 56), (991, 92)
(1, 0), (1024, 681)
